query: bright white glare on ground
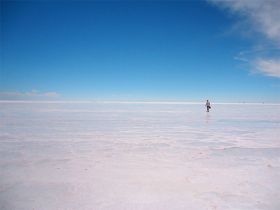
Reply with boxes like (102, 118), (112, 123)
(0, 102), (280, 210)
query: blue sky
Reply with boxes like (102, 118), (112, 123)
(1, 0), (280, 102)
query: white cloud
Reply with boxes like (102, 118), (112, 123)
(209, 0), (280, 44)
(208, 0), (280, 79)
(254, 58), (280, 78)
(0, 90), (60, 100)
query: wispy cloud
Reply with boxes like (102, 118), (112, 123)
(0, 90), (60, 100)
(208, 0), (280, 78)
(254, 58), (280, 78)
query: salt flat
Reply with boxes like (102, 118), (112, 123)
(0, 102), (279, 210)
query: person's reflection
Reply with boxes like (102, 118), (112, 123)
(205, 112), (210, 124)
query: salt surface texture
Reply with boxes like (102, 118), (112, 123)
(0, 102), (280, 210)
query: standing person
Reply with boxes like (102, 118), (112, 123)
(205, 100), (211, 112)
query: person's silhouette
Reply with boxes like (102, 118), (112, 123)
(205, 100), (211, 112)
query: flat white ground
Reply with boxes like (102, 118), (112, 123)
(0, 102), (280, 210)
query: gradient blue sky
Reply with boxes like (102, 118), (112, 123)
(1, 0), (280, 102)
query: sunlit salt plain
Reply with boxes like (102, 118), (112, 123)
(0, 102), (280, 210)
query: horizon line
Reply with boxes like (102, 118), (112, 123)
(0, 100), (280, 105)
